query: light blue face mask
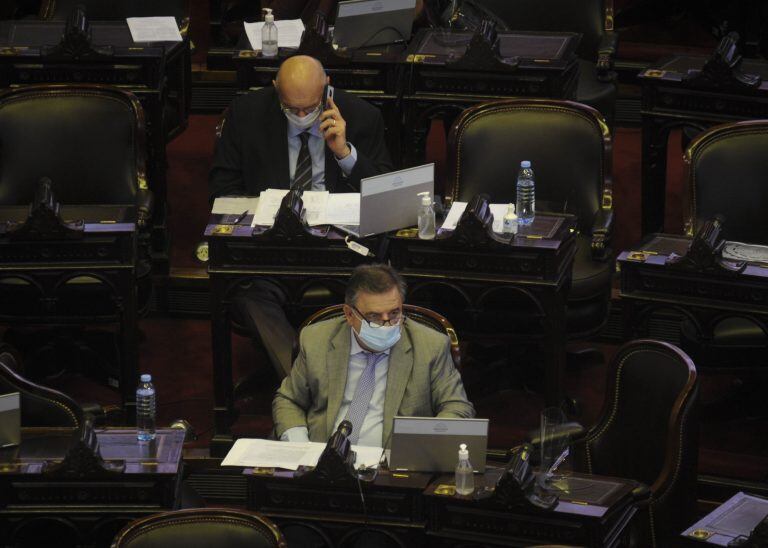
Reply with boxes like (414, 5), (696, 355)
(356, 322), (401, 352)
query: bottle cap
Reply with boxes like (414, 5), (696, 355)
(520, 160), (531, 168)
(459, 443), (468, 458)
(263, 7), (274, 22)
(418, 191), (431, 205)
(140, 374), (152, 382)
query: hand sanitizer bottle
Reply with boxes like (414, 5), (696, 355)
(502, 203), (518, 235)
(455, 443), (475, 495)
(262, 8), (278, 57)
(417, 191), (436, 240)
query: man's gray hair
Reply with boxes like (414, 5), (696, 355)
(345, 264), (407, 306)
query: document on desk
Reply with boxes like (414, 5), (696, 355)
(301, 191), (330, 226)
(252, 189), (289, 227)
(212, 196), (260, 215)
(221, 439), (384, 470)
(325, 193), (360, 225)
(681, 491), (768, 546)
(440, 201), (509, 233)
(127, 17), (183, 42)
(244, 19), (305, 50)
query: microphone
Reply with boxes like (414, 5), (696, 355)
(337, 420), (353, 438)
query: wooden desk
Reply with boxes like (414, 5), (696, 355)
(618, 234), (768, 363)
(639, 55), (768, 235)
(0, 427), (184, 548)
(244, 463), (638, 548)
(0, 205), (139, 417)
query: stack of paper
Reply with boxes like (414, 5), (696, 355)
(221, 438), (384, 470)
(126, 17), (183, 43)
(212, 196), (260, 215)
(249, 189), (361, 228)
(244, 19), (305, 51)
(441, 201), (511, 233)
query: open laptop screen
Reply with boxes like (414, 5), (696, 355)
(334, 0), (416, 49)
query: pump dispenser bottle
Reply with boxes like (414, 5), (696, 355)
(417, 191), (436, 240)
(455, 443), (475, 495)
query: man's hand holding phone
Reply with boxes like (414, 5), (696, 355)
(319, 88), (350, 159)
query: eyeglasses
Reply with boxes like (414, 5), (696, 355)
(351, 305), (403, 329)
(279, 101), (322, 117)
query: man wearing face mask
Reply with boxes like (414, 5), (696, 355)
(209, 56), (393, 384)
(209, 54), (393, 199)
(273, 264), (475, 448)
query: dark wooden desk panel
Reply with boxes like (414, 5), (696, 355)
(639, 55), (768, 235)
(0, 206), (139, 417)
(618, 234), (768, 367)
(0, 428), (184, 548)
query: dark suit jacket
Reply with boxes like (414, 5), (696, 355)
(209, 87), (393, 201)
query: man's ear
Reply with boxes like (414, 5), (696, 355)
(342, 304), (355, 326)
(272, 79), (277, 88)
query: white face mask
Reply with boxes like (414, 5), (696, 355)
(284, 108), (321, 130)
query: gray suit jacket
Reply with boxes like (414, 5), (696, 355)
(272, 317), (475, 447)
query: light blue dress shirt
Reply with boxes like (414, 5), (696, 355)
(281, 328), (390, 448)
(287, 119), (358, 191)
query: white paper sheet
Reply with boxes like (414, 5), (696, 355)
(244, 19), (305, 50)
(325, 193), (360, 225)
(221, 439), (384, 470)
(252, 189), (290, 227)
(440, 201), (511, 233)
(126, 17), (183, 43)
(212, 196), (261, 215)
(301, 190), (330, 226)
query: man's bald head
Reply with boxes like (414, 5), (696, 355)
(274, 56), (328, 114)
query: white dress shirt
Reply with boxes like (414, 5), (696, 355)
(287, 119), (358, 190)
(281, 328), (390, 447)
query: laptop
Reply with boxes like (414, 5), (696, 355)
(0, 392), (20, 448)
(333, 0), (417, 49)
(389, 416), (489, 473)
(335, 163), (434, 238)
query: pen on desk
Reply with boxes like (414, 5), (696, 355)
(233, 210), (249, 224)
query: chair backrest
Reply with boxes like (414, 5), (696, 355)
(111, 508), (287, 548)
(446, 99), (612, 234)
(0, 84), (147, 207)
(0, 345), (84, 429)
(684, 119), (768, 244)
(301, 303), (462, 369)
(472, 0), (611, 59)
(576, 339), (698, 545)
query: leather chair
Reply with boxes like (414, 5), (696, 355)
(679, 120), (768, 371)
(300, 303), (462, 369)
(570, 339), (699, 547)
(0, 344), (84, 429)
(474, 0), (618, 128)
(446, 98), (614, 341)
(111, 508), (287, 548)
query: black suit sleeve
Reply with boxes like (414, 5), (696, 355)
(338, 98), (394, 191)
(209, 101), (246, 203)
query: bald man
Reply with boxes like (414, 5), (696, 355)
(209, 55), (393, 200)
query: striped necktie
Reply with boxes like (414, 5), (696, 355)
(292, 132), (313, 191)
(345, 351), (387, 445)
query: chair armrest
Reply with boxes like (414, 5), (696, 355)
(591, 207), (614, 261)
(136, 189), (154, 229)
(597, 31), (618, 82)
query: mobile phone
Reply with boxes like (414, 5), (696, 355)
(322, 84), (334, 109)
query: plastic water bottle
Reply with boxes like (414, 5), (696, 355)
(516, 160), (535, 226)
(136, 374), (156, 442)
(417, 191), (436, 239)
(261, 8), (278, 57)
(455, 443), (475, 495)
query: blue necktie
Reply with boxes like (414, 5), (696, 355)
(345, 351), (387, 445)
